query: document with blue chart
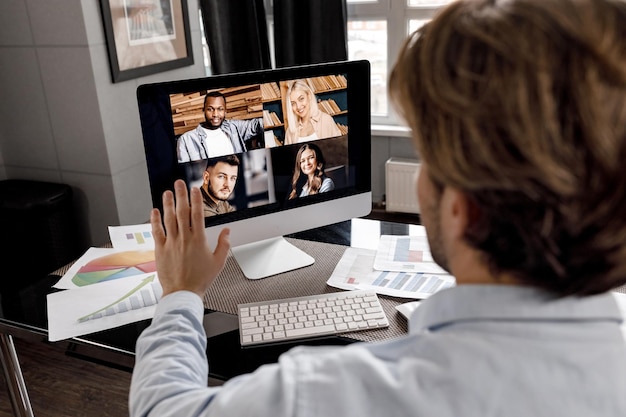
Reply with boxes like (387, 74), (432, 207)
(373, 234), (448, 274)
(327, 246), (455, 300)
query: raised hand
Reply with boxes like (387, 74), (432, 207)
(150, 179), (231, 297)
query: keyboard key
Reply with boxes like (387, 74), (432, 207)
(286, 324), (336, 338)
(242, 327), (263, 336)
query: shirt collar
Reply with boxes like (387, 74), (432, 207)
(196, 124), (207, 138)
(200, 187), (217, 209)
(409, 284), (623, 334)
(198, 120), (230, 135)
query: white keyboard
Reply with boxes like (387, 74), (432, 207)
(238, 290), (389, 346)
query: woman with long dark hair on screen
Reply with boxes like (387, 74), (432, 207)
(288, 143), (335, 199)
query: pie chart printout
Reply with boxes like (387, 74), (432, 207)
(71, 250), (156, 287)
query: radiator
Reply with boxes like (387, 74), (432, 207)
(385, 158), (421, 214)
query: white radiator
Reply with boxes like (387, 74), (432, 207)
(385, 158), (421, 214)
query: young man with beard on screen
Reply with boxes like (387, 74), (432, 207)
(201, 155), (240, 217)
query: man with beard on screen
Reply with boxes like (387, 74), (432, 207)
(177, 92), (263, 163)
(201, 155), (240, 217)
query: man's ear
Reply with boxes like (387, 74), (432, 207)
(441, 188), (476, 240)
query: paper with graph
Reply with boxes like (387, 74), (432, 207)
(373, 234), (448, 274)
(47, 272), (162, 342)
(108, 223), (155, 250)
(54, 247), (156, 290)
(327, 247), (455, 299)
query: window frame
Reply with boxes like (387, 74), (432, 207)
(347, 0), (442, 125)
(257, 0), (447, 128)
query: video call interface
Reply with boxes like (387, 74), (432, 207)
(168, 74), (355, 225)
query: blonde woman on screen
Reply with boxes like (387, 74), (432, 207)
(284, 79), (341, 145)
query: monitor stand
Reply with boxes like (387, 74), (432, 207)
(231, 237), (315, 280)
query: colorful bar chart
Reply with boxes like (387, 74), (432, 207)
(108, 224), (155, 250)
(126, 231), (153, 245)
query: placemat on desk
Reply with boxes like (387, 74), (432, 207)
(50, 239), (409, 343)
(54, 238), (626, 344)
(203, 237), (408, 343)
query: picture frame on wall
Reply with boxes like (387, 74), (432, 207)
(100, 0), (194, 83)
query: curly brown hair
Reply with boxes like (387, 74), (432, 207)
(389, 0), (626, 296)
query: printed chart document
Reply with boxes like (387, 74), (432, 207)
(54, 247), (156, 290)
(327, 247), (455, 299)
(48, 223), (160, 341)
(374, 234), (448, 274)
(47, 272), (162, 342)
(108, 223), (155, 250)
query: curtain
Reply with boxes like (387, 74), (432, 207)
(199, 0), (272, 74)
(273, 0), (348, 68)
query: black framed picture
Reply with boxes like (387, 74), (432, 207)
(100, 0), (194, 83)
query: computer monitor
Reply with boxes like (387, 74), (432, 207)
(137, 60), (371, 279)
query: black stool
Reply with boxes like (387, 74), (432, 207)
(0, 179), (82, 292)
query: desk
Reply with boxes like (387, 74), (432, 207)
(0, 218), (416, 416)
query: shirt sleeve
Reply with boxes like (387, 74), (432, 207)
(177, 130), (204, 162)
(320, 177), (335, 193)
(327, 114), (342, 137)
(232, 118), (263, 141)
(315, 111), (342, 139)
(129, 291), (298, 417)
(177, 134), (191, 163)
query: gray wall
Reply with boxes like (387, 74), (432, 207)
(0, 0), (206, 246)
(371, 134), (417, 203)
(0, 0), (415, 248)
(0, 146), (5, 179)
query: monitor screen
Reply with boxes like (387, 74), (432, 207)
(137, 60), (371, 279)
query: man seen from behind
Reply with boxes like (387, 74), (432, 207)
(130, 1), (626, 416)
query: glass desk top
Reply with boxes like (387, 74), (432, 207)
(0, 217), (420, 379)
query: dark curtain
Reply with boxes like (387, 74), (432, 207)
(273, 0), (348, 68)
(199, 0), (272, 74)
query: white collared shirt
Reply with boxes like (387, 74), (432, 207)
(130, 285), (626, 417)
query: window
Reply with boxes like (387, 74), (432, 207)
(202, 1), (453, 126)
(347, 0), (453, 124)
(347, 20), (387, 116)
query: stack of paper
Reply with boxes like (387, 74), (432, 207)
(327, 226), (455, 299)
(47, 224), (162, 342)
